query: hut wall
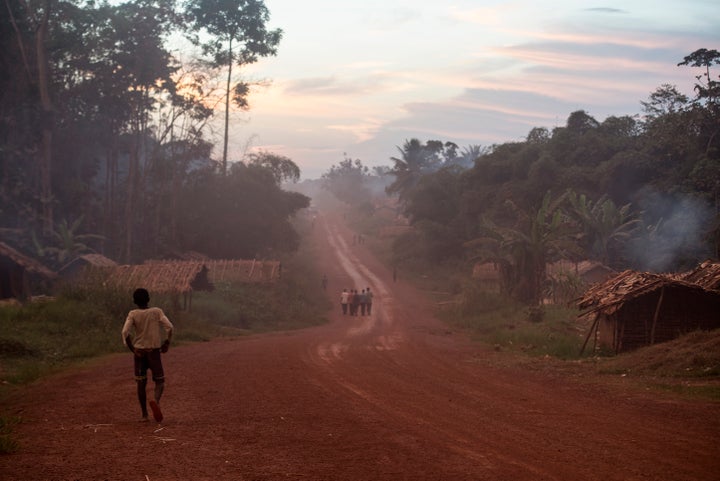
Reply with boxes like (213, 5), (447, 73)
(597, 314), (618, 352)
(614, 287), (720, 352)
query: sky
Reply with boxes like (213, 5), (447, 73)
(200, 0), (719, 180)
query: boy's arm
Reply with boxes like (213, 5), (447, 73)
(121, 315), (133, 346)
(160, 312), (173, 352)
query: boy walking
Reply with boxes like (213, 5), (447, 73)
(122, 288), (173, 423)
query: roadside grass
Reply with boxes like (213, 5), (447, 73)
(0, 416), (20, 454)
(438, 286), (586, 360)
(591, 330), (720, 399)
(0, 218), (329, 453)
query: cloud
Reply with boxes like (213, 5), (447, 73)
(584, 7), (627, 14)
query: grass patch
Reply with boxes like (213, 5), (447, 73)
(0, 416), (20, 454)
(595, 329), (720, 378)
(441, 295), (586, 360)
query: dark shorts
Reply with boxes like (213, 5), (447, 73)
(133, 349), (165, 383)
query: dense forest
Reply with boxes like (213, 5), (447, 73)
(1, 0), (307, 268)
(323, 49), (720, 305)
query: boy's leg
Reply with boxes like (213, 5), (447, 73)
(148, 350), (165, 422)
(154, 380), (165, 403)
(136, 379), (148, 420)
(134, 354), (149, 420)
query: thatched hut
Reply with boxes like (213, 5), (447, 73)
(0, 242), (56, 300)
(144, 259), (282, 283)
(546, 260), (617, 304)
(577, 270), (720, 353)
(75, 261), (213, 310)
(547, 260), (617, 285)
(58, 253), (118, 281)
(471, 262), (502, 292)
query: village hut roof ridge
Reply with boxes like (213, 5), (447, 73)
(0, 241), (56, 278)
(91, 262), (208, 294)
(576, 269), (711, 315)
(144, 258), (281, 283)
(679, 259), (720, 290)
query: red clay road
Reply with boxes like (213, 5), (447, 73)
(1, 213), (718, 480)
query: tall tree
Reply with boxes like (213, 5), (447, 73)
(321, 154), (370, 206)
(185, 0), (282, 175)
(6, 0), (56, 233)
(386, 139), (457, 203)
(246, 150), (300, 184)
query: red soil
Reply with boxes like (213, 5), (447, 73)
(1, 214), (718, 480)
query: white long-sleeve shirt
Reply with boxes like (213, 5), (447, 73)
(122, 307), (173, 349)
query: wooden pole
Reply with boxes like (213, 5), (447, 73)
(650, 286), (665, 345)
(580, 315), (600, 355)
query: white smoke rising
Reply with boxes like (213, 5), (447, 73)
(627, 190), (713, 272)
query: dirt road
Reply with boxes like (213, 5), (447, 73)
(1, 213), (718, 480)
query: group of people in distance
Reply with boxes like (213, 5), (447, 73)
(340, 287), (373, 316)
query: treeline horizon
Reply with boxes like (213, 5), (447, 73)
(322, 49), (719, 304)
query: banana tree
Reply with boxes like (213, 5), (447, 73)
(465, 191), (580, 306)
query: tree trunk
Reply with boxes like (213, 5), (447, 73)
(124, 133), (139, 263)
(36, 0), (54, 234)
(222, 39), (233, 176)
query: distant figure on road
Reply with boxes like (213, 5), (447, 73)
(321, 275), (328, 290)
(340, 289), (349, 315)
(365, 287), (373, 315)
(359, 289), (368, 316)
(351, 289), (360, 316)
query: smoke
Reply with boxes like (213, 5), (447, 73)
(626, 190), (713, 272)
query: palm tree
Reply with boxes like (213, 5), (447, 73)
(386, 139), (467, 202)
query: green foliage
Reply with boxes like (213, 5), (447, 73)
(0, 416), (20, 454)
(0, 296), (121, 384)
(443, 288), (585, 360)
(179, 163), (309, 258)
(465, 191), (580, 305)
(385, 49), (719, 281)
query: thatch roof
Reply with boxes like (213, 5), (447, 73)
(548, 259), (614, 277)
(378, 225), (413, 238)
(0, 241), (56, 279)
(472, 262), (501, 281)
(74, 259), (280, 295)
(62, 253), (117, 269)
(576, 269), (712, 317)
(79, 262), (210, 294)
(145, 259), (281, 283)
(679, 260), (720, 290)
(80, 253), (117, 267)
